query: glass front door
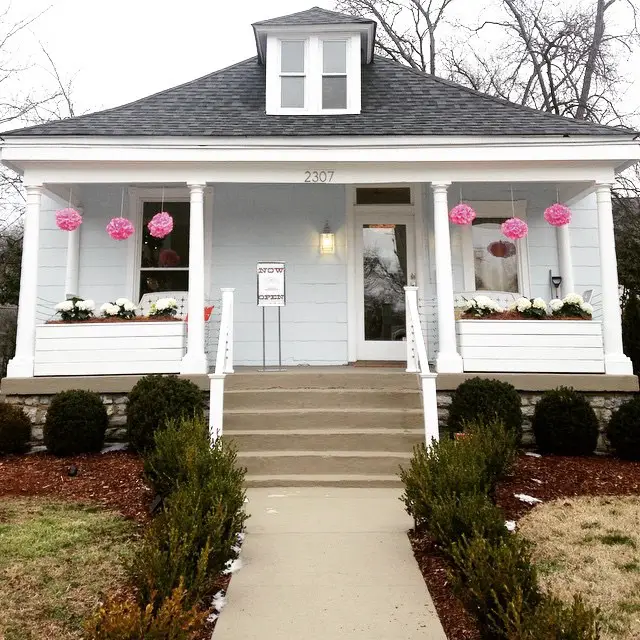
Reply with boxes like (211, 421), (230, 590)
(356, 216), (415, 361)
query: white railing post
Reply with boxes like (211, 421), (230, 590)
(405, 286), (419, 373)
(208, 373), (225, 443)
(221, 287), (235, 373)
(420, 373), (439, 445)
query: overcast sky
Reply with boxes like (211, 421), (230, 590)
(5, 0), (640, 123)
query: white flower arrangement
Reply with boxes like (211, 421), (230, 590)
(460, 293), (592, 320)
(149, 297), (178, 318)
(550, 293), (593, 319)
(508, 296), (547, 318)
(458, 295), (504, 318)
(54, 297), (95, 321)
(101, 297), (137, 319)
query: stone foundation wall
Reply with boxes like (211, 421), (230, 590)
(437, 390), (635, 450)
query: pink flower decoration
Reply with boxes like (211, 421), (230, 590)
(544, 203), (572, 227)
(106, 217), (135, 241)
(449, 203), (476, 225)
(501, 217), (528, 240)
(55, 208), (83, 231)
(147, 211), (174, 238)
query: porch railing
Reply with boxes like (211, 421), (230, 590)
(404, 286), (439, 445)
(209, 287), (235, 443)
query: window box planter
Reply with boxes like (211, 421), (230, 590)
(456, 319), (605, 373)
(34, 321), (187, 376)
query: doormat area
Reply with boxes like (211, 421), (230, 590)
(352, 361), (405, 368)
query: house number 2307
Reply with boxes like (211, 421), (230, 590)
(304, 170), (334, 183)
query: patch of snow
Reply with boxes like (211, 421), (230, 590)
(236, 532), (245, 542)
(525, 452), (542, 458)
(212, 591), (227, 612)
(231, 544), (242, 554)
(207, 612), (219, 623)
(101, 443), (128, 453)
(505, 520), (516, 532)
(223, 557), (243, 575)
(266, 508), (278, 514)
(514, 493), (543, 504)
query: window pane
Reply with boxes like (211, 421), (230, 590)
(323, 40), (347, 74)
(472, 220), (519, 292)
(281, 76), (304, 108)
(322, 76), (347, 109)
(141, 202), (190, 269)
(356, 187), (412, 205)
(139, 271), (190, 297)
(363, 224), (407, 341)
(281, 40), (304, 73)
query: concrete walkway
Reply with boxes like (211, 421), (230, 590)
(214, 488), (447, 640)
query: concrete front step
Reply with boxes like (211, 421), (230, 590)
(226, 369), (417, 391)
(225, 389), (422, 411)
(224, 408), (424, 430)
(227, 428), (423, 452)
(238, 450), (412, 476)
(244, 474), (403, 488)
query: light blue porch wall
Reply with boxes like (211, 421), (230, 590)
(210, 183), (348, 366)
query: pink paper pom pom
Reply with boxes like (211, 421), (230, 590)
(147, 211), (174, 238)
(449, 203), (476, 225)
(544, 203), (572, 227)
(501, 217), (528, 240)
(106, 217), (135, 240)
(55, 208), (83, 231)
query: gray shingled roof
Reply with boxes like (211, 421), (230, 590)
(2, 56), (634, 138)
(252, 6), (374, 26)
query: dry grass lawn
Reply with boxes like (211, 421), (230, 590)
(0, 498), (138, 640)
(518, 495), (640, 640)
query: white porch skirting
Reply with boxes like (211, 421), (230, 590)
(456, 320), (605, 373)
(34, 322), (187, 376)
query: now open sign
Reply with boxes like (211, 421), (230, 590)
(257, 262), (286, 307)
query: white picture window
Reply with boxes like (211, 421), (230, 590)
(322, 40), (347, 109)
(280, 40), (305, 108)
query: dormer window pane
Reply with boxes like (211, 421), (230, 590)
(281, 41), (305, 73)
(323, 41), (347, 74)
(322, 77), (347, 109)
(281, 76), (305, 108)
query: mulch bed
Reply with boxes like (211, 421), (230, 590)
(0, 451), (151, 524)
(410, 452), (640, 639)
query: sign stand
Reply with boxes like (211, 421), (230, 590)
(257, 261), (286, 371)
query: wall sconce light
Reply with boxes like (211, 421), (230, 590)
(320, 221), (335, 254)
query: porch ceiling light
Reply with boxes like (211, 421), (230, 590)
(320, 221), (335, 254)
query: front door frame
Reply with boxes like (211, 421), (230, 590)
(346, 184), (425, 362)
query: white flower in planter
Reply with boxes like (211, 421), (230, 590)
(75, 299), (95, 311)
(100, 302), (120, 316)
(580, 302), (594, 316)
(532, 298), (547, 310)
(123, 301), (136, 312)
(515, 297), (532, 312)
(563, 293), (584, 305)
(55, 300), (74, 312)
(549, 298), (563, 312)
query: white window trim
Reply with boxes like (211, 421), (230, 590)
(460, 200), (531, 297)
(279, 39), (308, 110)
(266, 32), (361, 115)
(126, 187), (213, 304)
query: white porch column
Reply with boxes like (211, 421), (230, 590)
(64, 208), (82, 298)
(180, 183), (208, 374)
(432, 182), (463, 373)
(7, 185), (42, 378)
(596, 183), (632, 375)
(556, 224), (575, 296)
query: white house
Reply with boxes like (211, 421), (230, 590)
(1, 6), (639, 395)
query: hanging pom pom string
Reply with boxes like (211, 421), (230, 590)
(544, 187), (572, 227)
(55, 187), (82, 231)
(502, 185), (528, 240)
(448, 187), (476, 225)
(147, 187), (174, 239)
(106, 189), (135, 241)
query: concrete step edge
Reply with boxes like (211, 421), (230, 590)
(245, 474), (401, 482)
(225, 408), (423, 415)
(238, 450), (412, 458)
(226, 428), (424, 436)
(225, 388), (420, 394)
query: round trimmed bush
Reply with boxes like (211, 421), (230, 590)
(446, 377), (523, 442)
(532, 386), (599, 455)
(127, 375), (205, 452)
(44, 390), (108, 456)
(607, 396), (640, 460)
(0, 402), (31, 455)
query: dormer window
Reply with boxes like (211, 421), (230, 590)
(265, 33), (363, 115)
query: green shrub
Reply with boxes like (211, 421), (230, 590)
(85, 580), (206, 639)
(496, 594), (600, 640)
(622, 291), (640, 375)
(607, 395), (640, 460)
(44, 390), (107, 456)
(0, 402), (31, 455)
(449, 534), (541, 639)
(127, 375), (205, 452)
(532, 387), (599, 455)
(447, 378), (523, 442)
(430, 491), (507, 548)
